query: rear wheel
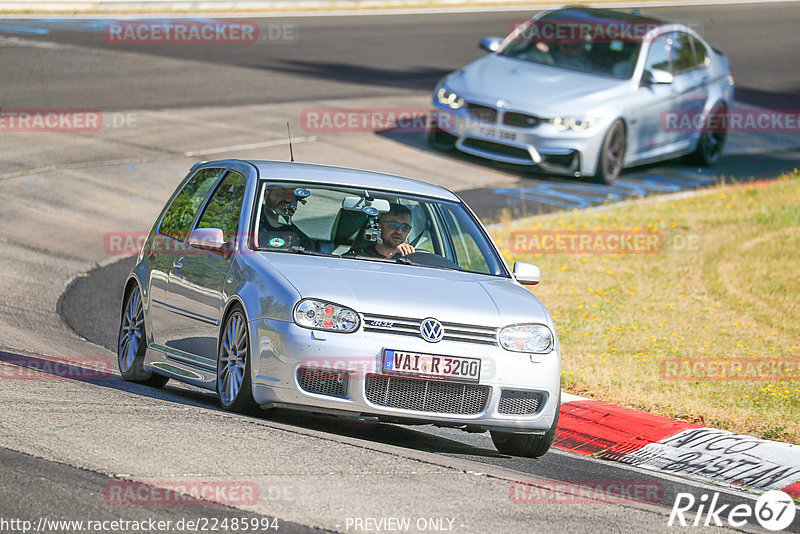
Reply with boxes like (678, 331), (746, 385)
(118, 285), (169, 387)
(490, 391), (560, 458)
(217, 306), (257, 413)
(593, 120), (626, 185)
(691, 104), (727, 166)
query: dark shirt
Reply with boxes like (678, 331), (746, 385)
(259, 213), (314, 250)
(346, 242), (385, 258)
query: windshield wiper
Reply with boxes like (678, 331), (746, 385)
(292, 246), (341, 257)
(346, 254), (462, 272)
(262, 246), (338, 257)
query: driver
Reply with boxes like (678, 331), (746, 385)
(348, 203), (416, 258)
(258, 185), (314, 250)
(552, 41), (592, 71)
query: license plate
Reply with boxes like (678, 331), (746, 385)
(383, 349), (481, 382)
(478, 125), (517, 143)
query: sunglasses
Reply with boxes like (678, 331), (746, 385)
(385, 221), (412, 232)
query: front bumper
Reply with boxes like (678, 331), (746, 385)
(431, 101), (607, 177)
(250, 318), (561, 434)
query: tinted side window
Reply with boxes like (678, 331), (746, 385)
(159, 168), (223, 241)
(195, 171), (246, 243)
(645, 35), (672, 74)
(672, 32), (696, 73)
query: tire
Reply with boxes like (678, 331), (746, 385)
(217, 306), (257, 413)
(690, 104), (727, 166)
(593, 119), (626, 185)
(426, 113), (457, 151)
(118, 284), (169, 387)
(490, 391), (560, 458)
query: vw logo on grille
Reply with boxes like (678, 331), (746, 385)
(419, 318), (444, 343)
(496, 99), (510, 109)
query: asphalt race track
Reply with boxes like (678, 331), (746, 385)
(2, 3), (800, 533)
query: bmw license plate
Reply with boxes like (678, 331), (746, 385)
(383, 349), (481, 382)
(478, 125), (517, 143)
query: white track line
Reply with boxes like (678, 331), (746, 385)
(183, 135), (317, 157)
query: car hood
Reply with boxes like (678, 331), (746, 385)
(446, 55), (630, 115)
(256, 253), (550, 328)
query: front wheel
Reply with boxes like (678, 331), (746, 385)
(217, 307), (256, 413)
(426, 114), (457, 151)
(118, 285), (169, 387)
(690, 104), (727, 166)
(593, 120), (626, 185)
(490, 392), (560, 458)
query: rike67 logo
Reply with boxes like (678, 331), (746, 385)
(668, 490), (796, 531)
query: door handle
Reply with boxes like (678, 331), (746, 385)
(172, 259), (184, 274)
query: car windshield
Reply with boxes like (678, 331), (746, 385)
(499, 18), (643, 79)
(253, 181), (508, 277)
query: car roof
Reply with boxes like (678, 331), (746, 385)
(242, 160), (460, 201)
(540, 6), (665, 26)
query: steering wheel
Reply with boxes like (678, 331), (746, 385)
(391, 249), (430, 259)
(390, 250), (462, 270)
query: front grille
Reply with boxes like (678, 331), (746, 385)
(365, 374), (489, 415)
(362, 313), (498, 345)
(462, 138), (532, 161)
(297, 366), (348, 398)
(503, 112), (541, 128)
(466, 103), (498, 123)
(498, 390), (544, 415)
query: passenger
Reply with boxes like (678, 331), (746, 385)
(258, 185), (314, 250)
(348, 203), (416, 258)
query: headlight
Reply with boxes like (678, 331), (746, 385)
(499, 324), (553, 353)
(293, 299), (360, 333)
(551, 116), (596, 131)
(436, 86), (465, 110)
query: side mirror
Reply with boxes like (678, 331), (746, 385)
(513, 261), (541, 285)
(188, 228), (225, 252)
(644, 68), (674, 85)
(479, 37), (503, 53)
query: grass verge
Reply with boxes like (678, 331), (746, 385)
(490, 170), (800, 443)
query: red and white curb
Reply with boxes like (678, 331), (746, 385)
(556, 393), (800, 498)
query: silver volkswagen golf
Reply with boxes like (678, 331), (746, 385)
(430, 7), (734, 183)
(118, 160), (560, 457)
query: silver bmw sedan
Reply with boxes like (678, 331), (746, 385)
(430, 6), (734, 183)
(118, 160), (561, 457)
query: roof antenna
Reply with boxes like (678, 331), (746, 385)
(286, 122), (295, 162)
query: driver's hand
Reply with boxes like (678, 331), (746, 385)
(396, 243), (415, 256)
